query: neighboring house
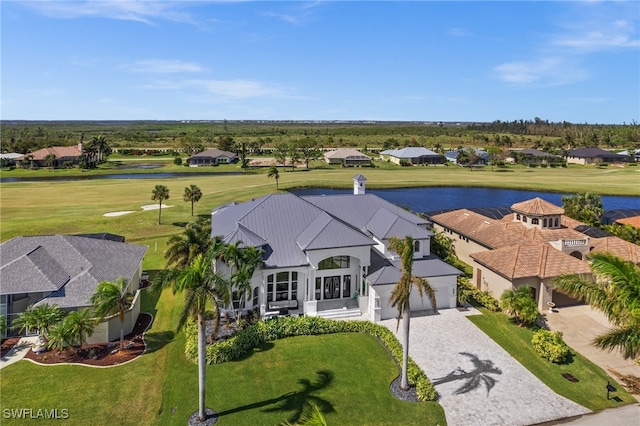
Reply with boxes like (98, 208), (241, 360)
(211, 175), (460, 321)
(0, 153), (23, 160)
(444, 148), (490, 166)
(186, 148), (238, 166)
(379, 147), (445, 165)
(428, 197), (640, 310)
(16, 144), (83, 168)
(323, 148), (372, 166)
(508, 148), (563, 165)
(0, 235), (147, 342)
(566, 147), (633, 165)
(617, 149), (640, 162)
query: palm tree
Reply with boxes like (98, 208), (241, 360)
(151, 184), (170, 225)
(388, 235), (437, 390)
(12, 303), (65, 339)
(155, 252), (230, 423)
(267, 165), (280, 189)
(165, 217), (213, 268)
(552, 252), (640, 360)
(63, 308), (96, 347)
(231, 245), (264, 318)
(500, 286), (539, 326)
(90, 277), (134, 349)
(183, 184), (202, 216)
(44, 153), (57, 170)
(0, 315), (6, 338)
(91, 134), (111, 163)
(47, 321), (71, 352)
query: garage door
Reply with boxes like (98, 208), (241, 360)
(552, 290), (584, 307)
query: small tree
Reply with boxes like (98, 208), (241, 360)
(63, 308), (96, 347)
(91, 277), (134, 349)
(151, 184), (170, 225)
(183, 184), (202, 216)
(500, 286), (538, 326)
(44, 153), (57, 170)
(12, 304), (65, 339)
(267, 165), (280, 190)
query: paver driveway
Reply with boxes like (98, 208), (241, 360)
(381, 308), (590, 426)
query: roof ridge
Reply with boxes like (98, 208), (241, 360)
(538, 245), (548, 278)
(511, 246), (521, 278)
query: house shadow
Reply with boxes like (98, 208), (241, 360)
(227, 341), (275, 363)
(217, 370), (335, 423)
(143, 330), (175, 354)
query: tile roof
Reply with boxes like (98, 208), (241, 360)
(470, 244), (591, 280)
(1, 235), (147, 308)
(615, 216), (640, 228)
(589, 237), (640, 264)
(18, 146), (81, 161)
(511, 197), (564, 215)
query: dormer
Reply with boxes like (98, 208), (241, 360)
(511, 198), (564, 230)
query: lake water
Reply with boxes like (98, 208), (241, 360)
(290, 187), (640, 213)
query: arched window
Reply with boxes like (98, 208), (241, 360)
(413, 240), (420, 253)
(318, 256), (350, 270)
(554, 218), (559, 227)
(570, 251), (582, 260)
(523, 216), (528, 223)
(532, 218), (539, 225)
(516, 214), (521, 220)
(543, 218), (548, 228)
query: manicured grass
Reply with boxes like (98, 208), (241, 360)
(0, 289), (445, 426)
(467, 308), (636, 410)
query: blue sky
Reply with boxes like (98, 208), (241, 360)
(2, 1), (638, 123)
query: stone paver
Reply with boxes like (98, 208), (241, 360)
(381, 308), (590, 426)
(0, 336), (39, 370)
(543, 305), (640, 401)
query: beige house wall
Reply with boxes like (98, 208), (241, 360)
(87, 290), (141, 344)
(432, 223), (490, 266)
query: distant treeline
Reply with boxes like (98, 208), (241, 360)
(1, 119), (638, 155)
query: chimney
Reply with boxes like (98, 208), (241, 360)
(353, 174), (366, 195)
(78, 142), (83, 152)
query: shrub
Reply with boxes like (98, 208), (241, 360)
(531, 329), (571, 363)
(457, 276), (500, 312)
(173, 157), (182, 165)
(185, 316), (439, 401)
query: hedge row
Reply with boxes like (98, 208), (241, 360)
(184, 316), (438, 401)
(458, 276), (501, 312)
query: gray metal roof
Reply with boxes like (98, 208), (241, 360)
(302, 193), (429, 232)
(366, 208), (433, 240)
(366, 254), (462, 286)
(380, 147), (441, 158)
(1, 235), (147, 308)
(211, 193), (375, 269)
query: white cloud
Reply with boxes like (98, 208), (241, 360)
(187, 79), (284, 99)
(123, 60), (208, 74)
(21, 1), (197, 25)
(494, 57), (588, 86)
(554, 30), (640, 51)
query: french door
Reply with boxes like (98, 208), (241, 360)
(324, 276), (341, 299)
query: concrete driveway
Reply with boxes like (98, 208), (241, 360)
(543, 305), (640, 402)
(381, 308), (590, 426)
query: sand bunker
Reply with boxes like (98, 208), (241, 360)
(103, 211), (135, 217)
(140, 204), (174, 211)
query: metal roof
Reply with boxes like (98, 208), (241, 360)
(380, 147), (441, 158)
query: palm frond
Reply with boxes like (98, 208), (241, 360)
(593, 323), (640, 360)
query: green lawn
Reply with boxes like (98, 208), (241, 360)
(0, 289), (445, 426)
(467, 309), (636, 410)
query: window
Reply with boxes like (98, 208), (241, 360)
(516, 214), (521, 220)
(523, 216), (528, 223)
(267, 275), (274, 303)
(276, 272), (289, 301)
(543, 218), (548, 228)
(252, 287), (259, 307)
(267, 271), (298, 302)
(532, 218), (539, 225)
(554, 218), (559, 227)
(343, 275), (351, 298)
(414, 240), (420, 253)
(318, 256), (350, 270)
(315, 277), (321, 300)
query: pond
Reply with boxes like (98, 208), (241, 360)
(290, 187), (640, 213)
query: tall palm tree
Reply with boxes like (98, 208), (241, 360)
(388, 236), (437, 390)
(12, 303), (65, 339)
(155, 252), (230, 423)
(552, 252), (640, 360)
(90, 277), (134, 349)
(165, 217), (213, 268)
(231, 245), (264, 317)
(91, 134), (111, 163)
(63, 308), (96, 347)
(183, 184), (203, 216)
(267, 165), (280, 189)
(151, 184), (170, 225)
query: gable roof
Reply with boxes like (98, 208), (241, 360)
(323, 149), (371, 160)
(366, 253), (462, 285)
(188, 148), (237, 159)
(0, 235), (147, 308)
(380, 147), (441, 158)
(519, 148), (561, 158)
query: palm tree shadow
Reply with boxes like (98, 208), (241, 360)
(143, 330), (175, 353)
(433, 352), (502, 396)
(217, 370), (335, 423)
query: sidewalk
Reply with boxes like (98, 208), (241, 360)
(537, 403), (640, 425)
(0, 336), (39, 370)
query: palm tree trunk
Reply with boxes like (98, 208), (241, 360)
(400, 303), (411, 390)
(120, 321), (125, 349)
(198, 311), (207, 421)
(191, 201), (194, 216)
(158, 201), (162, 225)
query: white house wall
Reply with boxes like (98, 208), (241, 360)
(371, 276), (456, 320)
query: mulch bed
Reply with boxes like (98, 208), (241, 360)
(1, 337), (22, 358)
(23, 312), (153, 367)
